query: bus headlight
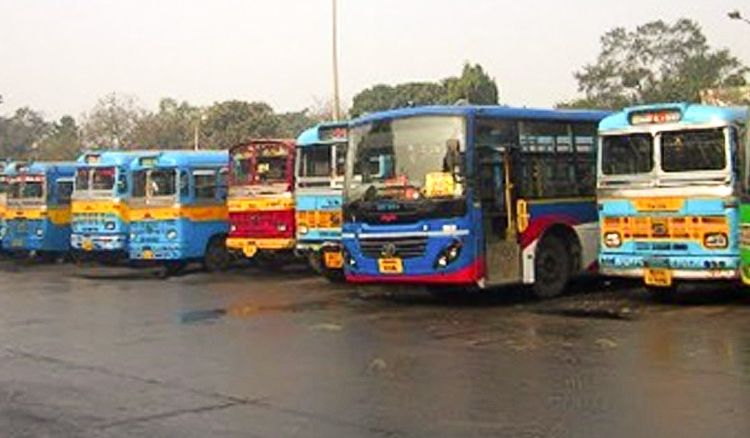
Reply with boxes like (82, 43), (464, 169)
(167, 229), (178, 240)
(230, 224), (237, 233)
(35, 228), (44, 238)
(603, 232), (622, 248)
(298, 225), (309, 235)
(104, 221), (116, 231)
(434, 240), (462, 269)
(704, 233), (728, 249)
(277, 223), (288, 232)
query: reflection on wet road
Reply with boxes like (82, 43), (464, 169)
(0, 261), (749, 437)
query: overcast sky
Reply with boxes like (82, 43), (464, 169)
(1, 0), (749, 119)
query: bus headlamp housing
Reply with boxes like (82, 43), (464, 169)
(434, 240), (462, 269)
(298, 225), (309, 235)
(166, 229), (178, 241)
(104, 221), (116, 231)
(704, 233), (728, 249)
(35, 228), (44, 238)
(603, 232), (622, 248)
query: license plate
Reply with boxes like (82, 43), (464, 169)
(378, 257), (403, 274)
(11, 239), (23, 248)
(323, 251), (344, 269)
(645, 268), (672, 287)
(82, 240), (94, 251)
(143, 250), (154, 260)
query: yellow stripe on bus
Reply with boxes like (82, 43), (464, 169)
(129, 205), (228, 222)
(8, 206), (71, 225)
(228, 197), (294, 212)
(72, 199), (128, 217)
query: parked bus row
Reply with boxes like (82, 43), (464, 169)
(0, 103), (746, 299)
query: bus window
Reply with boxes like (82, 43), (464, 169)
(56, 180), (73, 204)
(194, 170), (218, 200)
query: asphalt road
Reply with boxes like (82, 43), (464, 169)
(0, 260), (749, 437)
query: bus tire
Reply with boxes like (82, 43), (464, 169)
(161, 261), (187, 278)
(532, 234), (571, 299)
(203, 236), (231, 272)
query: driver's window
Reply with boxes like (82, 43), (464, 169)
(55, 180), (73, 205)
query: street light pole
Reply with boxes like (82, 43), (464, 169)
(332, 0), (342, 121)
(728, 10), (750, 26)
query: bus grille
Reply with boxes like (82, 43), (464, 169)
(359, 236), (428, 259)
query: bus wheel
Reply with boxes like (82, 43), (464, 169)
(532, 234), (571, 299)
(160, 261), (187, 278)
(203, 237), (232, 272)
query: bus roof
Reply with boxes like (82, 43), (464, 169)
(350, 105), (611, 127)
(16, 161), (78, 175)
(76, 151), (156, 167)
(130, 150), (228, 170)
(599, 103), (748, 131)
(296, 121), (349, 148)
(228, 139), (295, 154)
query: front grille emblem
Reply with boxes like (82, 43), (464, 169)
(381, 242), (397, 257)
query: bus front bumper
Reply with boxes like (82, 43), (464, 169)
(346, 258), (484, 286)
(226, 237), (295, 258)
(71, 233), (127, 252)
(599, 254), (740, 281)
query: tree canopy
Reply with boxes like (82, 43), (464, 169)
(350, 63), (499, 117)
(562, 18), (749, 109)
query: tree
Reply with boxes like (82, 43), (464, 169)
(133, 98), (201, 149)
(445, 63), (499, 105)
(81, 93), (144, 149)
(349, 62), (500, 117)
(0, 107), (51, 159)
(562, 18), (749, 109)
(38, 116), (81, 160)
(202, 100), (280, 149)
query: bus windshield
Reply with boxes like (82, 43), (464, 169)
(76, 167), (117, 193)
(132, 169), (177, 199)
(9, 177), (45, 200)
(601, 134), (653, 175)
(299, 145), (332, 178)
(230, 144), (290, 186)
(661, 128), (726, 172)
(346, 115), (466, 203)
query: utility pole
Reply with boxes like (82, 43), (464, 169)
(332, 0), (342, 121)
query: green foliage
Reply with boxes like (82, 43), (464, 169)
(563, 18), (749, 109)
(0, 107), (50, 159)
(81, 93), (144, 149)
(132, 98), (200, 149)
(38, 116), (80, 160)
(202, 101), (281, 149)
(350, 62), (499, 117)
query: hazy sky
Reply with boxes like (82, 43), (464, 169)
(1, 0), (749, 119)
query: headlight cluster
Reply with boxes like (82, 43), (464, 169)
(434, 240), (462, 269)
(166, 229), (178, 240)
(298, 225), (309, 235)
(104, 221), (116, 231)
(35, 228), (44, 238)
(703, 233), (728, 249)
(603, 232), (622, 248)
(277, 223), (288, 232)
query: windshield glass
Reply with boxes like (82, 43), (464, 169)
(230, 144), (290, 186)
(92, 167), (116, 190)
(299, 146), (332, 178)
(132, 169), (176, 199)
(257, 155), (288, 184)
(9, 179), (44, 200)
(601, 134), (653, 175)
(661, 128), (726, 172)
(346, 115), (466, 202)
(76, 169), (90, 191)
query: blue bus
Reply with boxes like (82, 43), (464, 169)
(597, 103), (748, 296)
(295, 121), (348, 280)
(71, 151), (151, 260)
(342, 105), (610, 298)
(127, 151), (231, 274)
(0, 160), (14, 251)
(3, 161), (77, 258)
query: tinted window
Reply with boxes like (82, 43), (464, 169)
(601, 134), (653, 175)
(661, 128), (726, 172)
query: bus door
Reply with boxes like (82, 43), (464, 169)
(477, 144), (521, 286)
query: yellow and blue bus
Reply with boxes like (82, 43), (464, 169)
(597, 103), (748, 295)
(71, 151), (150, 260)
(128, 151), (231, 274)
(295, 122), (348, 280)
(342, 105), (609, 298)
(3, 161), (77, 258)
(0, 160), (13, 251)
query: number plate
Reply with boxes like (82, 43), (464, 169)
(645, 268), (672, 287)
(142, 250), (154, 260)
(378, 257), (403, 274)
(82, 240), (94, 252)
(11, 239), (23, 248)
(323, 251), (344, 269)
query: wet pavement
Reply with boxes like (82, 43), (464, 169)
(1, 260), (750, 437)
